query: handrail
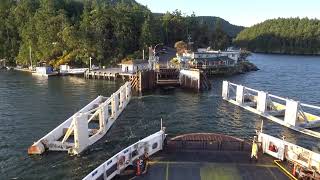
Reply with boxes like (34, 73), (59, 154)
(28, 82), (132, 155)
(274, 160), (298, 180)
(223, 80), (320, 138)
(301, 103), (320, 110)
(260, 133), (320, 178)
(268, 94), (287, 101)
(244, 86), (260, 93)
(229, 81), (320, 110)
(83, 130), (165, 180)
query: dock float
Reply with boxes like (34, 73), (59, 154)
(222, 81), (320, 138)
(28, 82), (131, 155)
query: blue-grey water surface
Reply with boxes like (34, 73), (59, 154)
(1, 53), (320, 179)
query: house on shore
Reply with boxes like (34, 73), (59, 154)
(176, 48), (241, 69)
(118, 59), (149, 74)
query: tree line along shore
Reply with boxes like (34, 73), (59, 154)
(234, 18), (320, 55)
(1, 0), (319, 70)
(0, 0), (241, 68)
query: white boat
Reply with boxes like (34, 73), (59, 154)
(59, 65), (88, 75)
(32, 67), (58, 77)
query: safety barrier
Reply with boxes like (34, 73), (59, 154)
(259, 132), (320, 175)
(83, 129), (166, 180)
(28, 82), (131, 155)
(222, 81), (320, 138)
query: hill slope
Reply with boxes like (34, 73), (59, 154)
(154, 13), (244, 37)
(196, 16), (244, 37)
(234, 18), (320, 55)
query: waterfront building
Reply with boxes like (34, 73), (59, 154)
(118, 59), (149, 74)
(176, 48), (241, 69)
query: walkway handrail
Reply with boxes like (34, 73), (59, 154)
(83, 130), (166, 180)
(28, 82), (132, 155)
(268, 94), (287, 101)
(222, 80), (320, 138)
(259, 132), (320, 175)
(301, 103), (320, 110)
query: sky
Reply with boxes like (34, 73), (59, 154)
(135, 0), (320, 27)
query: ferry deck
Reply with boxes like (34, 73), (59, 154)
(115, 133), (290, 180)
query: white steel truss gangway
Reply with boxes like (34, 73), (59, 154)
(28, 82), (131, 155)
(222, 81), (320, 138)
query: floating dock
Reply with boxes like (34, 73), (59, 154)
(28, 82), (131, 155)
(84, 68), (134, 80)
(222, 81), (320, 138)
(85, 68), (211, 92)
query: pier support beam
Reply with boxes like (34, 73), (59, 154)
(236, 85), (245, 104)
(126, 84), (131, 99)
(111, 94), (119, 118)
(222, 81), (229, 100)
(72, 113), (89, 155)
(257, 91), (268, 113)
(284, 100), (299, 126)
(179, 69), (201, 90)
(100, 103), (108, 131)
(119, 89), (124, 108)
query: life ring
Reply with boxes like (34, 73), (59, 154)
(117, 156), (125, 167)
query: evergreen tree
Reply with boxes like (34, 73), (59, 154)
(234, 18), (320, 54)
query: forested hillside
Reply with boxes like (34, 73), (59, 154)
(234, 18), (320, 55)
(0, 0), (237, 67)
(196, 16), (244, 37)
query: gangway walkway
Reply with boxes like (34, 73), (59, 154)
(28, 82), (131, 155)
(222, 81), (320, 138)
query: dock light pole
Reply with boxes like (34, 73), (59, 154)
(29, 45), (32, 69)
(153, 43), (163, 56)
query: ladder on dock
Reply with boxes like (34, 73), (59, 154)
(28, 82), (132, 155)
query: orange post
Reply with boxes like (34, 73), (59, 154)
(292, 163), (296, 176)
(136, 160), (141, 176)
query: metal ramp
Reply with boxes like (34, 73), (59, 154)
(222, 81), (320, 138)
(28, 82), (132, 155)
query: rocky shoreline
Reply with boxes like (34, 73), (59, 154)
(203, 61), (259, 76)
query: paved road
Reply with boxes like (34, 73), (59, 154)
(158, 47), (176, 65)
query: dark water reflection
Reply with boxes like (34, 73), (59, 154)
(0, 53), (320, 179)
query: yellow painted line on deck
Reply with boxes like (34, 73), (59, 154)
(273, 160), (298, 180)
(165, 162), (169, 180)
(148, 161), (277, 168)
(266, 167), (278, 180)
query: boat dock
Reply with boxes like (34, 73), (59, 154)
(84, 68), (134, 80)
(222, 81), (320, 138)
(85, 68), (211, 92)
(28, 82), (131, 155)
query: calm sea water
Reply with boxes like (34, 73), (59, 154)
(1, 53), (320, 179)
